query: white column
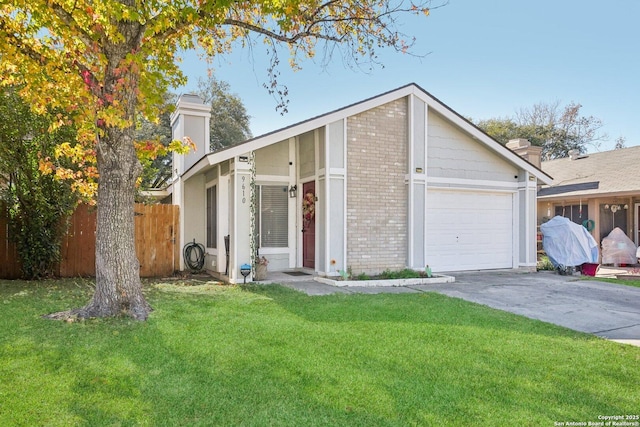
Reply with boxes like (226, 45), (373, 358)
(170, 94), (211, 271)
(229, 155), (253, 283)
(324, 119), (346, 276)
(407, 96), (428, 270)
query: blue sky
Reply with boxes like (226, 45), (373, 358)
(178, 0), (640, 152)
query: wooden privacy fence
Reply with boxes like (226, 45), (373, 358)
(0, 206), (21, 279)
(0, 203), (180, 279)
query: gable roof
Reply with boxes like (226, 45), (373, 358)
(181, 83), (553, 184)
(539, 145), (640, 199)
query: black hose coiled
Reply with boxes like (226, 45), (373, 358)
(183, 240), (205, 272)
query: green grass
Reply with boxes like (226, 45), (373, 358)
(1, 278), (639, 426)
(587, 276), (640, 288)
(351, 268), (427, 280)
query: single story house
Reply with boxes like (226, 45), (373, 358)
(537, 146), (640, 248)
(169, 83), (553, 283)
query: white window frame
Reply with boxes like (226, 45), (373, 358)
(206, 183), (217, 249)
(256, 184), (289, 249)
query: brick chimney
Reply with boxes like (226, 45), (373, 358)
(506, 138), (542, 168)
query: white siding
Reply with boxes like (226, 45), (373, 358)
(428, 111), (517, 182)
(299, 131), (315, 179)
(256, 140), (289, 176)
(183, 174), (206, 246)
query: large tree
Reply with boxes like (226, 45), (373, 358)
(136, 93), (176, 191)
(1, 0), (439, 320)
(475, 101), (608, 159)
(197, 76), (252, 151)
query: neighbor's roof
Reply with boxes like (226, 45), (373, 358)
(539, 145), (640, 199)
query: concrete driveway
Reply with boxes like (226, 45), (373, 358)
(411, 270), (640, 346)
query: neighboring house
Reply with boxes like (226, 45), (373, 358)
(537, 146), (640, 249)
(169, 84), (552, 283)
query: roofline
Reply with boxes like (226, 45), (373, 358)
(139, 189), (170, 198)
(538, 190), (639, 201)
(179, 83), (553, 184)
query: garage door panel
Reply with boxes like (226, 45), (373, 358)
(426, 190), (514, 271)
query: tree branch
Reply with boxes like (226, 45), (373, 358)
(0, 21), (48, 66)
(222, 18), (342, 43)
(48, 1), (95, 50)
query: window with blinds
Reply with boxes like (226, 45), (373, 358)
(206, 185), (217, 248)
(257, 185), (288, 248)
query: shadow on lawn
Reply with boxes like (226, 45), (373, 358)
(31, 302), (398, 425)
(243, 283), (590, 341)
(0, 281), (395, 425)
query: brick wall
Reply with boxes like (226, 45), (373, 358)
(346, 98), (408, 274)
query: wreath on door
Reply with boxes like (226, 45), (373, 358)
(303, 192), (315, 226)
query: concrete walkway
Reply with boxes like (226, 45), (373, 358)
(275, 270), (640, 347)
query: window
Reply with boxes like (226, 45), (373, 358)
(206, 185), (217, 248)
(256, 185), (288, 248)
(555, 205), (589, 225)
(599, 204), (628, 241)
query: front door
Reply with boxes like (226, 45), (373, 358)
(302, 181), (316, 269)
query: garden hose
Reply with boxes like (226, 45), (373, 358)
(183, 240), (205, 272)
(582, 219), (595, 232)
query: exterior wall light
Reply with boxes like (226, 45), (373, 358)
(289, 185), (297, 198)
(240, 263), (251, 283)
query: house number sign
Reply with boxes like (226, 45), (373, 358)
(241, 176), (246, 204)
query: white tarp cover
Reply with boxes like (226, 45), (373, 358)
(540, 216), (599, 267)
(601, 227), (637, 265)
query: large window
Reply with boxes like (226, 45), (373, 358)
(206, 185), (217, 248)
(256, 185), (288, 248)
(599, 204), (628, 241)
(555, 205), (589, 225)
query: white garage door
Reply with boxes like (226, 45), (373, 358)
(426, 190), (514, 272)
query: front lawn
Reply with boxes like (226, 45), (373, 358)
(1, 279), (638, 426)
(590, 276), (640, 289)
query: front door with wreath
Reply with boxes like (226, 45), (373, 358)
(302, 181), (315, 269)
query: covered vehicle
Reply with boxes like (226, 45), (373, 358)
(601, 227), (637, 265)
(540, 216), (599, 271)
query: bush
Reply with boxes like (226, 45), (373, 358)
(352, 268), (424, 280)
(0, 87), (79, 279)
(537, 255), (555, 271)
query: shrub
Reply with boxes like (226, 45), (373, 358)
(537, 255), (555, 271)
(0, 87), (79, 279)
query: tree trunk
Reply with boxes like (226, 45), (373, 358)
(51, 117), (151, 321)
(78, 124), (151, 320)
(44, 122), (151, 321)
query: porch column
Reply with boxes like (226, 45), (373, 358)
(229, 154), (253, 283)
(407, 95), (428, 270)
(517, 171), (538, 270)
(323, 119), (346, 276)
